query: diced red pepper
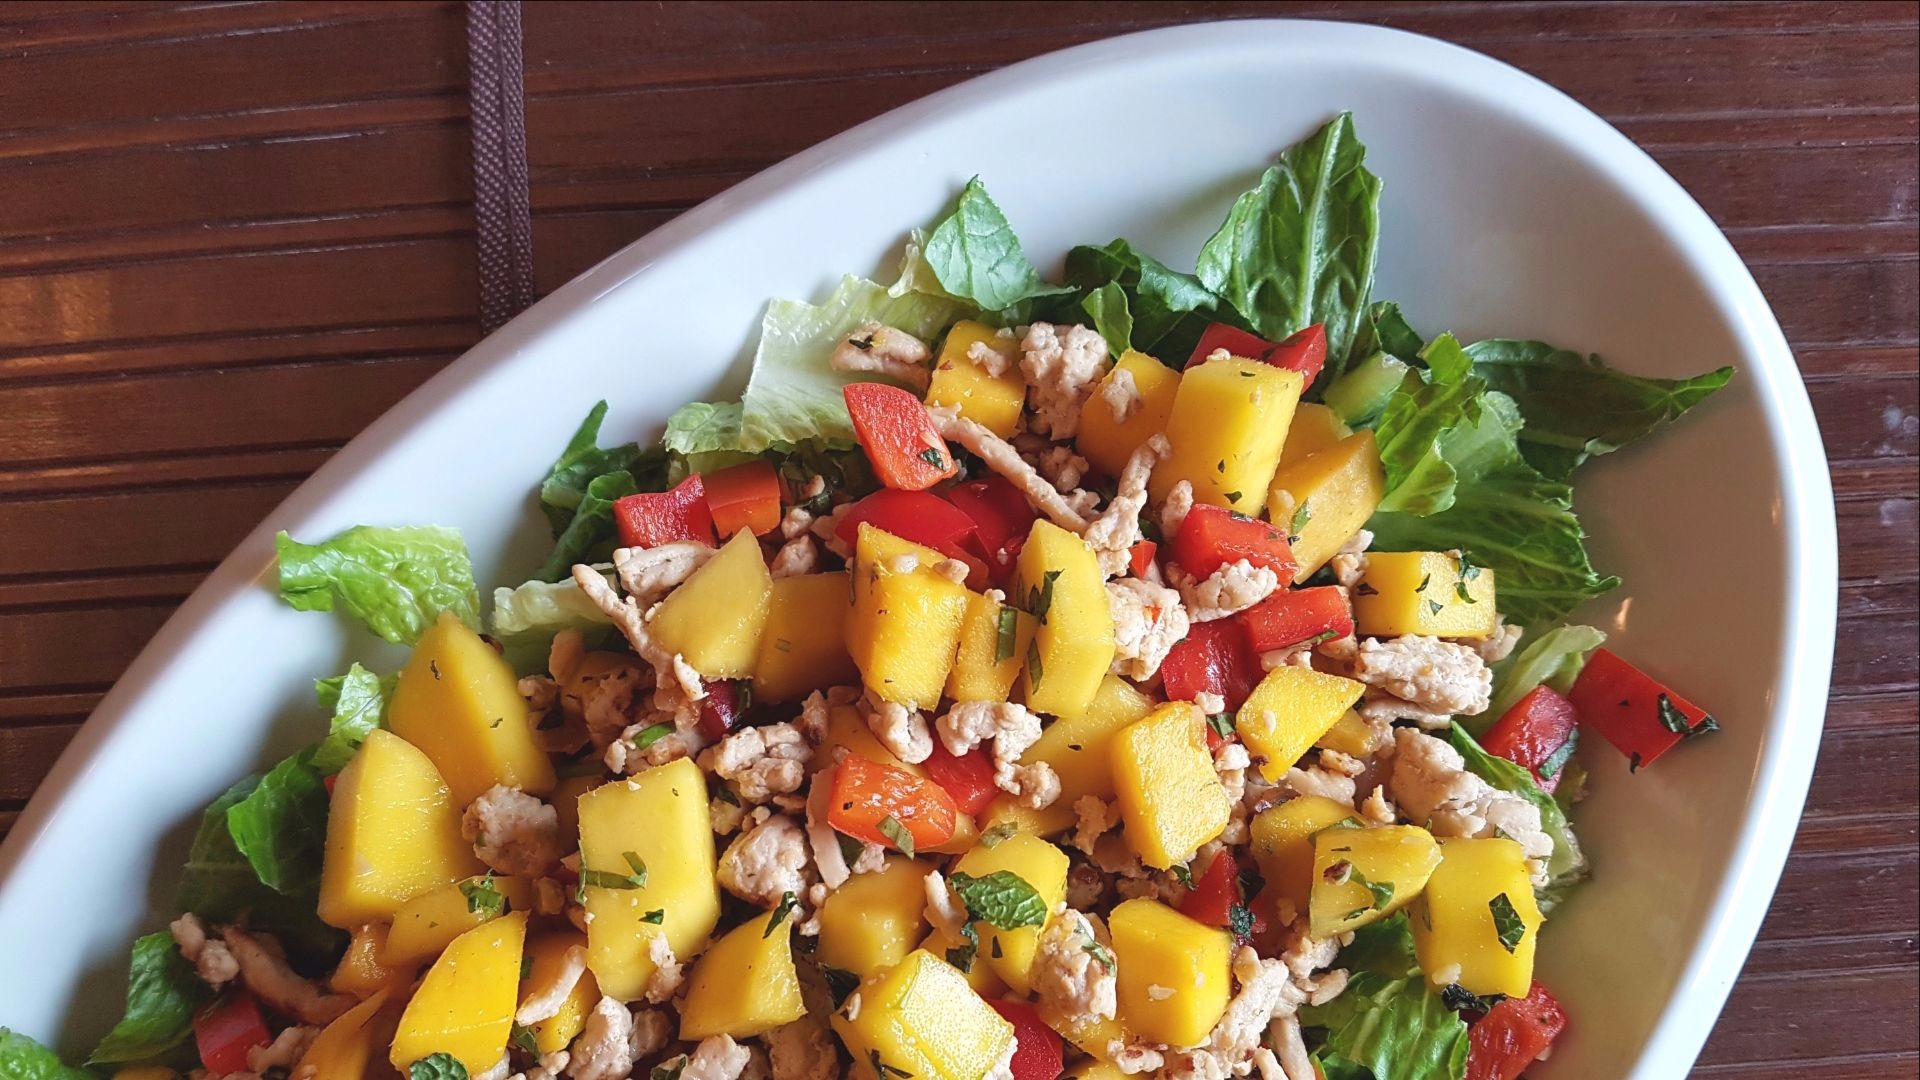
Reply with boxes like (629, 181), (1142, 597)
(1467, 981), (1568, 1080)
(920, 741), (999, 817)
(322, 773), (337, 796)
(1267, 323), (1329, 384)
(1161, 619), (1263, 713)
(1176, 850), (1268, 942)
(613, 475), (717, 549)
(1482, 686), (1580, 794)
(1185, 322), (1281, 368)
(828, 755), (959, 853)
(945, 474), (1038, 585)
(1567, 648), (1718, 772)
(697, 680), (749, 743)
(1170, 504), (1298, 585)
(835, 489), (978, 554)
(844, 383), (960, 491)
(986, 999), (1066, 1080)
(194, 991), (271, 1076)
(1239, 586), (1353, 653)
(702, 460), (783, 538)
(1127, 539), (1158, 579)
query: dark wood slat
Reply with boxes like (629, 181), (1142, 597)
(0, 721), (82, 801)
(0, 482), (296, 577)
(0, 446), (336, 498)
(0, 601), (174, 692)
(0, 322), (476, 386)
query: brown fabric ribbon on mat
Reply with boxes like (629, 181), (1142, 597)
(467, 0), (536, 334)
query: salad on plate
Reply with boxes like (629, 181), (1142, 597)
(3, 113), (1735, 1080)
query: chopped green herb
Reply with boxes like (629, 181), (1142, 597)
(1298, 629), (1340, 649)
(1206, 712), (1236, 739)
(641, 909), (665, 925)
(1629, 751), (1644, 773)
(510, 1023), (539, 1054)
(1415, 573), (1431, 593)
(946, 921), (980, 972)
(869, 1050), (915, 1078)
(459, 872), (506, 918)
(580, 851), (648, 891)
(1440, 983), (1507, 1013)
(1082, 938), (1116, 973)
(630, 722), (674, 750)
(877, 815), (915, 858)
(1538, 730), (1579, 780)
(1455, 580), (1478, 603)
(1426, 598), (1445, 616)
(715, 784), (741, 806)
(765, 891), (799, 937)
(652, 1063), (688, 1080)
(410, 1054), (468, 1080)
(1656, 693), (1719, 738)
(1027, 569), (1063, 623)
(948, 870), (1049, 930)
(995, 606), (1020, 663)
(774, 638), (793, 653)
(1228, 901), (1256, 941)
(979, 821), (1020, 848)
(1224, 490), (1243, 503)
(1355, 581), (1379, 596)
(918, 447), (948, 470)
(1354, 868), (1395, 910)
(821, 965), (860, 1006)
(1489, 892), (1527, 953)
(1171, 863), (1197, 890)
(1026, 639), (1045, 688)
(1289, 500), (1314, 535)
(838, 832), (867, 866)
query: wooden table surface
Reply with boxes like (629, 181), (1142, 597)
(1, 1), (1914, 1074)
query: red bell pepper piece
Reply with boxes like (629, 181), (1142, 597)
(613, 474), (717, 549)
(697, 680), (750, 743)
(702, 460), (782, 538)
(844, 383), (960, 491)
(1567, 649), (1718, 772)
(920, 741), (1000, 817)
(945, 474), (1038, 583)
(1239, 586), (1353, 653)
(1176, 849), (1268, 942)
(1467, 981), (1568, 1080)
(1185, 322), (1280, 368)
(1127, 539), (1158, 579)
(835, 489), (978, 554)
(1162, 619), (1263, 713)
(827, 755), (959, 853)
(1170, 504), (1298, 584)
(986, 999), (1066, 1080)
(1481, 685), (1580, 794)
(194, 991), (271, 1076)
(1267, 323), (1329, 384)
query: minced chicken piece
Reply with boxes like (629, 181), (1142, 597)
(644, 933), (683, 1004)
(703, 721), (811, 804)
(935, 700), (1059, 808)
(1097, 364), (1143, 423)
(463, 785), (562, 877)
(769, 534), (819, 578)
(1388, 728), (1556, 883)
(1160, 478), (1195, 538)
(612, 541), (713, 607)
(222, 926), (353, 1026)
(1173, 558), (1281, 621)
(720, 814), (813, 908)
(1471, 622), (1524, 664)
(170, 912), (237, 988)
(1353, 635), (1493, 717)
(928, 404), (1091, 532)
(516, 943), (588, 1025)
(1019, 322), (1108, 439)
(764, 1013), (840, 1080)
(1106, 575), (1190, 681)
(565, 997), (638, 1080)
(1032, 908), (1118, 1024)
(862, 690), (933, 765)
(1084, 434), (1169, 577)
(248, 1025), (319, 1073)
(830, 320), (933, 390)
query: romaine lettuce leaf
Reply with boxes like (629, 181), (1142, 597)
(311, 662), (394, 775)
(275, 525), (479, 644)
(1196, 112), (1382, 381)
(1464, 340), (1734, 479)
(923, 177), (1073, 312)
(1371, 338), (1488, 516)
(176, 777), (344, 969)
(1300, 915), (1468, 1080)
(662, 401), (745, 457)
(539, 400), (659, 534)
(1080, 281), (1133, 359)
(226, 748), (329, 896)
(533, 469), (638, 582)
(88, 931), (209, 1065)
(0, 1029), (90, 1080)
(1448, 723), (1589, 912)
(1357, 299), (1427, 363)
(1062, 238), (1225, 360)
(490, 571), (618, 673)
(1484, 624), (1607, 722)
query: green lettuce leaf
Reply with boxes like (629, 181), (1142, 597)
(176, 777), (344, 969)
(1300, 915), (1467, 1080)
(1464, 340), (1734, 479)
(89, 931), (210, 1065)
(923, 177), (1072, 312)
(1196, 112), (1382, 381)
(1080, 282), (1133, 358)
(490, 571), (618, 673)
(275, 525), (479, 644)
(662, 400), (746, 457)
(226, 748), (329, 896)
(1448, 723), (1589, 912)
(311, 663), (394, 775)
(1370, 335), (1489, 516)
(1484, 624), (1607, 722)
(532, 469), (638, 582)
(1062, 238), (1225, 360)
(0, 1029), (90, 1080)
(539, 401), (660, 534)
(1358, 299), (1427, 363)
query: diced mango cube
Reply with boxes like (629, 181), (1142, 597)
(816, 856), (931, 978)
(1111, 703), (1232, 869)
(381, 875), (533, 967)
(752, 571), (859, 702)
(830, 950), (1015, 1079)
(1315, 709), (1376, 759)
(951, 834), (1069, 995)
(389, 610), (556, 806)
(679, 909), (806, 1039)
(389, 911), (525, 1074)
(1017, 520), (1115, 717)
(297, 985), (404, 1078)
(1076, 349), (1181, 477)
(1249, 795), (1357, 920)
(1279, 402), (1352, 467)
(1236, 666), (1367, 782)
(981, 674), (1157, 837)
(1412, 838), (1543, 998)
(1109, 898), (1232, 1048)
(1266, 431), (1386, 575)
(330, 922), (411, 998)
(849, 524), (970, 709)
(649, 528), (774, 677)
(946, 589), (1035, 703)
(1352, 551), (1497, 639)
(319, 730), (481, 929)
(919, 924), (1009, 997)
(1309, 825), (1443, 939)
(812, 703), (926, 778)
(927, 320), (1026, 437)
(1153, 357), (1303, 515)
(521, 932), (598, 1054)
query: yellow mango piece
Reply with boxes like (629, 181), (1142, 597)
(1352, 550), (1498, 639)
(388, 610), (556, 807)
(919, 924), (1009, 997)
(320, 730), (481, 928)
(389, 910), (526, 1074)
(1249, 796), (1358, 920)
(946, 589), (1036, 703)
(817, 856), (931, 978)
(1043, 1001), (1134, 1065)
(951, 834), (1069, 995)
(1279, 402), (1352, 467)
(981, 674), (1157, 837)
(297, 985), (404, 1079)
(813, 703), (927, 778)
(579, 758), (721, 1001)
(549, 773), (602, 848)
(521, 932), (598, 1054)
(649, 529), (774, 677)
(1152, 357), (1303, 515)
(1412, 838), (1543, 998)
(680, 908), (807, 1039)
(1315, 709), (1376, 759)
(752, 571), (859, 701)
(1111, 703), (1232, 869)
(381, 875), (534, 967)
(830, 950), (1014, 1079)
(1266, 431), (1387, 576)
(927, 320), (1026, 437)
(1109, 898), (1232, 1048)
(1016, 520), (1115, 717)
(1310, 825), (1443, 939)
(849, 523), (970, 709)
(1236, 666), (1367, 782)
(331, 923), (412, 998)
(1076, 349), (1181, 477)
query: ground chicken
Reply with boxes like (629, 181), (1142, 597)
(967, 331), (1018, 377)
(935, 700), (1058, 807)
(644, 933), (683, 1004)
(1019, 322), (1108, 438)
(862, 690), (933, 764)
(721, 813), (812, 908)
(1173, 559), (1281, 621)
(1173, 948), (1302, 1075)
(566, 997), (637, 1080)
(1160, 479), (1195, 538)
(928, 405), (1091, 532)
(830, 320), (933, 390)
(170, 913), (237, 988)
(517, 943), (589, 1024)
(1388, 728), (1555, 883)
(463, 785), (562, 876)
(1353, 635), (1492, 717)
(769, 534), (818, 578)
(703, 722), (811, 804)
(778, 505), (814, 541)
(922, 869), (969, 940)
(1097, 364), (1143, 423)
(579, 664), (647, 750)
(612, 541), (713, 607)
(570, 563), (703, 706)
(1106, 576), (1190, 681)
(763, 1013), (840, 1080)
(1360, 785), (1397, 825)
(1329, 528), (1373, 589)
(805, 767), (856, 889)
(603, 708), (710, 775)
(1084, 434), (1169, 577)
(246, 1025), (317, 1073)
(1215, 741), (1253, 845)
(1354, 686), (1455, 729)
(1471, 622), (1524, 664)
(1023, 440), (1091, 493)
(221, 927), (352, 1025)
(1032, 908), (1118, 1024)
(1282, 763), (1357, 808)
(931, 557), (971, 585)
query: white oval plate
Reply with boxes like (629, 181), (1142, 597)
(0, 20), (1833, 1078)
